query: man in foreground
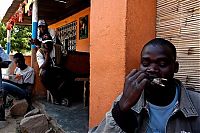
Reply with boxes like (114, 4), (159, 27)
(90, 38), (200, 133)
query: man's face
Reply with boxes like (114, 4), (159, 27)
(140, 45), (178, 80)
(39, 25), (47, 33)
(42, 42), (53, 51)
(14, 58), (25, 69)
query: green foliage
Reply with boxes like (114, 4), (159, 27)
(0, 22), (7, 48)
(0, 22), (32, 53)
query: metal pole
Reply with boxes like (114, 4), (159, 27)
(6, 30), (11, 54)
(31, 0), (38, 67)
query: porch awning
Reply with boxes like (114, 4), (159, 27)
(1, 0), (90, 26)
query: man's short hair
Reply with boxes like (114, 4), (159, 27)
(142, 38), (177, 60)
(13, 53), (25, 60)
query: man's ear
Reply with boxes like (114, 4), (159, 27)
(174, 61), (179, 73)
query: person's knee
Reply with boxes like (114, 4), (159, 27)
(40, 69), (48, 78)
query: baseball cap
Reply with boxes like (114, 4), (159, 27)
(42, 40), (53, 44)
(38, 19), (46, 26)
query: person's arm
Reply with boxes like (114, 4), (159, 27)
(112, 101), (138, 133)
(32, 38), (41, 48)
(89, 100), (138, 133)
(89, 69), (148, 133)
(9, 67), (23, 84)
(36, 48), (52, 69)
(22, 67), (35, 84)
(119, 69), (148, 112)
(20, 67), (34, 94)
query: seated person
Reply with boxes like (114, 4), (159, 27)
(36, 34), (73, 106)
(0, 47), (12, 122)
(0, 54), (11, 122)
(89, 38), (200, 133)
(2, 53), (35, 112)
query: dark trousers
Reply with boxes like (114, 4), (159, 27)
(0, 89), (5, 121)
(40, 67), (74, 103)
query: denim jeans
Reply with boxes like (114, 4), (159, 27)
(2, 81), (27, 100)
(0, 81), (29, 120)
(1, 81), (32, 109)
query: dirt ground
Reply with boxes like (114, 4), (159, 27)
(0, 98), (88, 133)
(0, 109), (22, 133)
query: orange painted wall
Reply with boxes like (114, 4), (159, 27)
(31, 48), (46, 97)
(89, 0), (156, 128)
(49, 7), (90, 52)
(90, 0), (127, 127)
(125, 0), (156, 74)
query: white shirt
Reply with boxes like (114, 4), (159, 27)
(36, 47), (56, 68)
(14, 66), (35, 84)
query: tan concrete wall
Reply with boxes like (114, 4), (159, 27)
(49, 7), (90, 52)
(89, 0), (156, 128)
